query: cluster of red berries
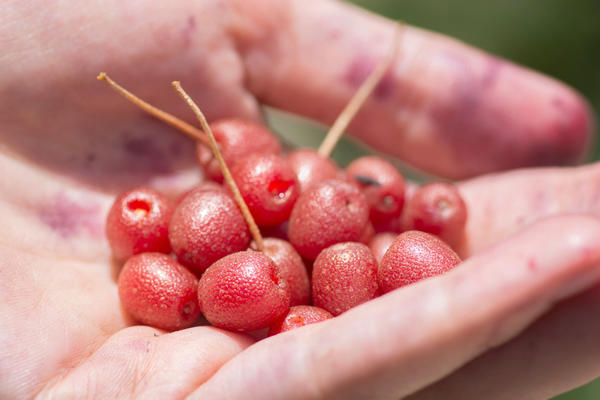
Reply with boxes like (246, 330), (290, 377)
(107, 118), (467, 337)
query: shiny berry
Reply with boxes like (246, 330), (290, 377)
(268, 305), (333, 336)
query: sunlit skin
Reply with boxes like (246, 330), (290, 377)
(1, 0), (599, 399)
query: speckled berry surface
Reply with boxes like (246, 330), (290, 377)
(106, 187), (173, 261)
(169, 189), (250, 275)
(198, 250), (291, 331)
(346, 156), (405, 225)
(378, 230), (461, 293)
(404, 182), (467, 248)
(230, 154), (299, 227)
(286, 149), (339, 193)
(312, 242), (379, 316)
(268, 305), (333, 336)
(196, 119), (281, 183)
(259, 238), (310, 306)
(118, 253), (200, 331)
(288, 179), (369, 260)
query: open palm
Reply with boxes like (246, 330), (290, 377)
(2, 1), (599, 399)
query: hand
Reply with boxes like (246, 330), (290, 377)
(1, 0), (597, 399)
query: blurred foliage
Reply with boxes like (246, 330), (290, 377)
(344, 1), (600, 399)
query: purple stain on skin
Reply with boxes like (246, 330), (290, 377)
(38, 192), (103, 238)
(344, 55), (395, 100)
(181, 16), (197, 49)
(122, 133), (171, 174)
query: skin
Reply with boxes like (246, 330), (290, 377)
(1, 0), (599, 399)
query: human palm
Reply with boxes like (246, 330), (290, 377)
(2, 0), (600, 399)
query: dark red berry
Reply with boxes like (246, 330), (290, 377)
(106, 187), (173, 261)
(346, 156), (405, 226)
(198, 250), (291, 331)
(286, 149), (339, 193)
(404, 182), (467, 248)
(268, 305), (332, 336)
(169, 189), (250, 275)
(230, 154), (299, 227)
(289, 179), (369, 260)
(378, 230), (461, 293)
(312, 242), (379, 316)
(196, 119), (281, 183)
(118, 253), (200, 331)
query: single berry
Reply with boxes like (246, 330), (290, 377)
(346, 156), (405, 226)
(196, 119), (281, 183)
(106, 187), (173, 261)
(289, 179), (369, 260)
(254, 238), (310, 306)
(312, 242), (379, 316)
(198, 250), (291, 331)
(404, 182), (467, 248)
(268, 305), (333, 336)
(360, 221), (375, 244)
(175, 181), (224, 206)
(369, 232), (398, 263)
(118, 253), (200, 331)
(286, 149), (339, 193)
(230, 154), (300, 227)
(378, 230), (461, 293)
(169, 189), (250, 274)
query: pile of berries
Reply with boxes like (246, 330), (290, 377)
(107, 117), (467, 337)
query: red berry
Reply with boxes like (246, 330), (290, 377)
(198, 250), (291, 331)
(378, 231), (461, 293)
(169, 189), (250, 274)
(106, 187), (173, 261)
(360, 221), (375, 244)
(230, 154), (300, 227)
(346, 156), (405, 225)
(289, 179), (369, 260)
(175, 182), (224, 206)
(196, 119), (281, 183)
(369, 232), (398, 263)
(268, 305), (333, 336)
(118, 253), (200, 331)
(256, 238), (310, 306)
(404, 182), (467, 248)
(286, 149), (339, 193)
(312, 242), (379, 316)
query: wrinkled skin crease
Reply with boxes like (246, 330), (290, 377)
(1, 0), (599, 399)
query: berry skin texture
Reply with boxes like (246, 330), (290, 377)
(268, 305), (333, 336)
(288, 179), (370, 261)
(404, 182), (467, 249)
(169, 189), (250, 275)
(369, 232), (398, 263)
(106, 187), (173, 261)
(312, 242), (379, 316)
(196, 119), (281, 183)
(378, 230), (462, 293)
(198, 250), (291, 332)
(230, 154), (300, 227)
(256, 238), (310, 306)
(286, 149), (339, 193)
(346, 156), (405, 226)
(118, 253), (200, 331)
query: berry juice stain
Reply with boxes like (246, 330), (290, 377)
(38, 192), (103, 238)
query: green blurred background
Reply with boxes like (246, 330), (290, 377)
(270, 1), (600, 398)
(352, 1), (600, 399)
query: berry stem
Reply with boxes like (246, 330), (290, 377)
(317, 23), (403, 159)
(97, 72), (210, 146)
(172, 81), (265, 252)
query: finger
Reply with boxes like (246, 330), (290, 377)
(189, 215), (600, 399)
(40, 326), (253, 399)
(408, 283), (600, 400)
(457, 162), (600, 257)
(230, 0), (593, 178)
(2, 0), (261, 190)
